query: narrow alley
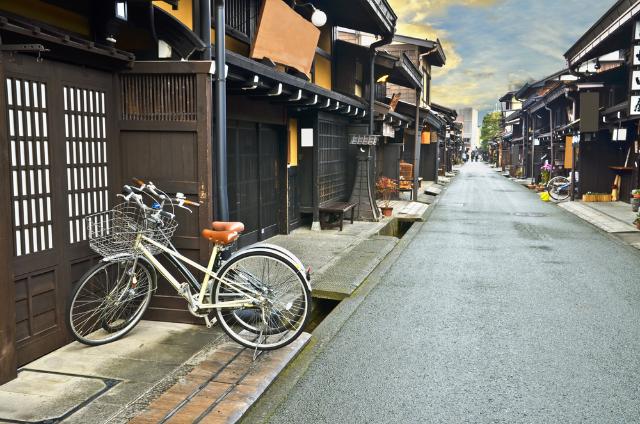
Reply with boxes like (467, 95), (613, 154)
(258, 162), (640, 423)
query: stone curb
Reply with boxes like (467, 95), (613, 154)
(239, 181), (447, 423)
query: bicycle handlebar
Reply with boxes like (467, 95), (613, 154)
(119, 185), (147, 210)
(122, 179), (199, 215)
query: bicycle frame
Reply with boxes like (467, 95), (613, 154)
(133, 234), (262, 318)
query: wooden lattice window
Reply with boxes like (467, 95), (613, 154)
(6, 78), (53, 256)
(120, 74), (196, 121)
(318, 120), (348, 204)
(64, 86), (109, 244)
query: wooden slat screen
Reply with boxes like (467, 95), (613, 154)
(120, 74), (196, 121)
(6, 78), (53, 256)
(226, 0), (258, 41)
(63, 86), (109, 243)
(318, 119), (348, 205)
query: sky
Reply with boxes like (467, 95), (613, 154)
(387, 0), (615, 122)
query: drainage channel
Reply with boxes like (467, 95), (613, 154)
(305, 218), (416, 332)
(377, 218), (415, 238)
(305, 298), (341, 333)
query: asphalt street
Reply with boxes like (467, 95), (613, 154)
(265, 162), (640, 423)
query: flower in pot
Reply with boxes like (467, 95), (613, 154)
(634, 211), (640, 230)
(540, 163), (553, 185)
(632, 189), (640, 212)
(376, 176), (398, 217)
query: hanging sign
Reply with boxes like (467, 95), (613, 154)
(631, 97), (640, 116)
(250, 0), (320, 75)
(631, 20), (640, 115)
(633, 71), (640, 90)
(382, 123), (395, 138)
(613, 128), (628, 141)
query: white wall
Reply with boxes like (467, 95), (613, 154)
(456, 107), (479, 149)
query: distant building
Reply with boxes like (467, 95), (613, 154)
(456, 107), (479, 150)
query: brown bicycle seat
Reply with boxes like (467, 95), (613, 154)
(212, 221), (245, 233)
(201, 229), (239, 245)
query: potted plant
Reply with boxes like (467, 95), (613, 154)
(376, 176), (397, 217)
(634, 211), (640, 230)
(632, 189), (640, 212)
(540, 163), (553, 186)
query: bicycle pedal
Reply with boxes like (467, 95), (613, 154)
(204, 315), (217, 328)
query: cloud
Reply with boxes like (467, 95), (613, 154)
(387, 0), (613, 119)
(391, 0), (502, 19)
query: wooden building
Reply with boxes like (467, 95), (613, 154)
(499, 0), (640, 201)
(563, 0), (640, 202)
(0, 0), (402, 383)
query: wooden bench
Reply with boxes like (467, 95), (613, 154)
(319, 202), (356, 231)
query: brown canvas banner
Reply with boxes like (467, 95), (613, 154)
(250, 0), (320, 75)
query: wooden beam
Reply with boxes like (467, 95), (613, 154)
(0, 54), (16, 384)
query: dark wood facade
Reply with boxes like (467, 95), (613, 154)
(0, 52), (121, 378)
(117, 62), (213, 323)
(0, 0), (449, 383)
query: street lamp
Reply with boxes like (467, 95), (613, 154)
(294, 2), (327, 27)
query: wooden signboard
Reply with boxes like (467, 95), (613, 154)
(564, 136), (573, 169)
(250, 0), (320, 75)
(421, 130), (431, 144)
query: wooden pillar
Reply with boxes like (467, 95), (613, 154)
(412, 89), (421, 201)
(311, 116), (320, 231)
(0, 53), (17, 383)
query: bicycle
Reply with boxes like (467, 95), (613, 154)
(66, 179), (311, 351)
(546, 175), (575, 202)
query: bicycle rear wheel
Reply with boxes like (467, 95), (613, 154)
(547, 176), (571, 202)
(67, 258), (154, 345)
(212, 249), (310, 350)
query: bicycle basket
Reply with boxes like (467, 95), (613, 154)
(86, 203), (178, 258)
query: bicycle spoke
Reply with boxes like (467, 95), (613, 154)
(68, 260), (152, 345)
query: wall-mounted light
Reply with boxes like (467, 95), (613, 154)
(294, 2), (327, 27)
(115, 1), (128, 21)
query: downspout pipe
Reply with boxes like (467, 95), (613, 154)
(566, 91), (577, 200)
(367, 33), (393, 221)
(214, 0), (229, 220)
(369, 34), (394, 133)
(200, 0), (211, 60)
(530, 112), (536, 184)
(544, 102), (554, 178)
(522, 111), (528, 178)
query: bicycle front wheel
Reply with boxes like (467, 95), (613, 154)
(212, 250), (310, 350)
(67, 258), (154, 345)
(547, 176), (571, 201)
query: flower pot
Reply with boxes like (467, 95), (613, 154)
(380, 206), (393, 217)
(632, 198), (640, 212)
